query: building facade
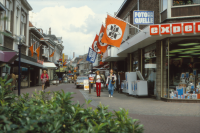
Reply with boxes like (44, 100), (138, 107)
(103, 0), (200, 102)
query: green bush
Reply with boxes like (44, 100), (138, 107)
(0, 75), (144, 133)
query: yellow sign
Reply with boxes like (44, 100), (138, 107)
(62, 53), (65, 63)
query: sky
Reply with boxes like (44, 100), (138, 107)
(27, 0), (124, 59)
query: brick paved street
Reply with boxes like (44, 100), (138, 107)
(14, 83), (200, 133)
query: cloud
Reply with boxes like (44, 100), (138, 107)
(30, 5), (105, 58)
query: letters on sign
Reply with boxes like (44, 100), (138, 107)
(150, 22), (200, 35)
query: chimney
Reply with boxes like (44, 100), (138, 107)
(49, 27), (51, 35)
(73, 52), (75, 58)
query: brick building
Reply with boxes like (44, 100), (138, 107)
(102, 0), (200, 102)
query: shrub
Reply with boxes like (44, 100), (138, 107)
(0, 75), (144, 133)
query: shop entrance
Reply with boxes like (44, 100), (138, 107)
(30, 68), (36, 87)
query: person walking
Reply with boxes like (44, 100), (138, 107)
(93, 70), (104, 97)
(40, 70), (49, 92)
(106, 69), (117, 98)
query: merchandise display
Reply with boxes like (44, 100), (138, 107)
(170, 72), (200, 99)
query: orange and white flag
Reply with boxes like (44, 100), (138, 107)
(92, 34), (101, 54)
(101, 15), (126, 47)
(97, 25), (108, 53)
(36, 44), (42, 58)
(29, 41), (36, 57)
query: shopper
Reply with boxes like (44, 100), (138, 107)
(93, 70), (104, 97)
(106, 69), (117, 98)
(41, 70), (49, 92)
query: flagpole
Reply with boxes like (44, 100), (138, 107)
(106, 12), (142, 31)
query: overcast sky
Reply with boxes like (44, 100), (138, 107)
(27, 0), (124, 59)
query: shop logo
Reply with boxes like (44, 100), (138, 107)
(99, 32), (107, 46)
(150, 22), (200, 35)
(161, 24), (170, 34)
(93, 41), (100, 53)
(107, 24), (122, 40)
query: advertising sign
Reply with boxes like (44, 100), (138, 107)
(89, 74), (96, 83)
(84, 80), (89, 90)
(86, 48), (97, 63)
(133, 11), (154, 25)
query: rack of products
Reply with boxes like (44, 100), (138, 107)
(170, 71), (200, 99)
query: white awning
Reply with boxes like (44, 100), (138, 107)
(43, 62), (57, 69)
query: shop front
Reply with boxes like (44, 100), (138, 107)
(104, 21), (200, 102)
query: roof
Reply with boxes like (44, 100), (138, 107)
(116, 0), (129, 17)
(43, 34), (58, 41)
(29, 21), (34, 27)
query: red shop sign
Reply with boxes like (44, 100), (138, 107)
(150, 22), (200, 35)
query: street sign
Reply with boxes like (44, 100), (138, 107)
(133, 11), (154, 25)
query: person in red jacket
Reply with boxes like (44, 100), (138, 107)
(41, 70), (49, 92)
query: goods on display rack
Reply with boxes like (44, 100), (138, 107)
(169, 71), (200, 99)
(121, 71), (148, 96)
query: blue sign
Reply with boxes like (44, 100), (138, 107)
(86, 48), (97, 63)
(133, 11), (154, 25)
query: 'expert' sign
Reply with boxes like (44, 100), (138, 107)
(133, 11), (154, 25)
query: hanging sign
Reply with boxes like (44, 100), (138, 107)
(86, 48), (97, 63)
(133, 11), (154, 25)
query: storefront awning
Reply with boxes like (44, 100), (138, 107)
(43, 62), (57, 69)
(0, 51), (18, 63)
(16, 57), (44, 68)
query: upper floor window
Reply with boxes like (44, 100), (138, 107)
(20, 13), (26, 36)
(6, 0), (12, 31)
(173, 0), (200, 6)
(161, 0), (168, 11)
(16, 8), (20, 35)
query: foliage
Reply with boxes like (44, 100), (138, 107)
(0, 78), (144, 132)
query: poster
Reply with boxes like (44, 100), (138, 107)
(89, 74), (96, 83)
(84, 80), (89, 90)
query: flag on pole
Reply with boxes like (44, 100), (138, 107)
(36, 44), (42, 58)
(97, 25), (108, 53)
(50, 50), (55, 57)
(29, 41), (36, 57)
(101, 15), (126, 47)
(92, 34), (101, 54)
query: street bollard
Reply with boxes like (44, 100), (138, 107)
(89, 82), (91, 94)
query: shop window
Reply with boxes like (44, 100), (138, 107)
(132, 51), (138, 72)
(144, 43), (157, 96)
(167, 37), (200, 100)
(173, 0), (200, 6)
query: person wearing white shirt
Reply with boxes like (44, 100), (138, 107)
(106, 69), (117, 98)
(93, 70), (103, 97)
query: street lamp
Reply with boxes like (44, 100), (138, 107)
(57, 60), (62, 83)
(17, 35), (26, 96)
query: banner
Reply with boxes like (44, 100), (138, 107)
(86, 48), (97, 63)
(84, 80), (89, 90)
(89, 74), (96, 83)
(133, 11), (154, 25)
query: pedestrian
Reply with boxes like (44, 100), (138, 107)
(40, 70), (49, 92)
(106, 69), (117, 98)
(93, 70), (104, 97)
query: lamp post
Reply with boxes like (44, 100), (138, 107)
(17, 35), (26, 96)
(57, 60), (62, 83)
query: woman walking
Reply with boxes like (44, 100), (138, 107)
(93, 70), (104, 97)
(41, 70), (49, 92)
(106, 69), (117, 98)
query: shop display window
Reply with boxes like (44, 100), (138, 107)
(132, 51), (138, 72)
(144, 43), (157, 96)
(167, 37), (200, 100)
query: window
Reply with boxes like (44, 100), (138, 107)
(161, 0), (168, 11)
(20, 14), (25, 36)
(6, 0), (12, 31)
(173, 0), (200, 6)
(16, 8), (20, 35)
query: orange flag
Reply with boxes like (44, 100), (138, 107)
(101, 15), (126, 47)
(92, 35), (101, 54)
(97, 25), (108, 53)
(29, 42), (36, 57)
(36, 45), (41, 58)
(50, 50), (55, 57)
(63, 62), (67, 65)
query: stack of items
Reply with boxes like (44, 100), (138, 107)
(170, 72), (200, 99)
